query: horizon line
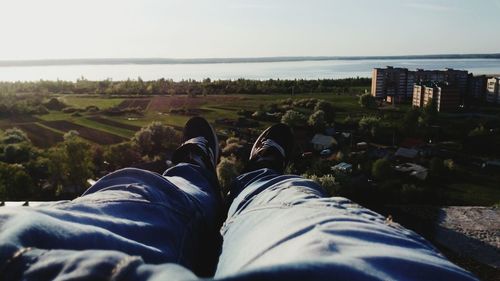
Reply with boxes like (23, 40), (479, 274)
(1, 53), (499, 67)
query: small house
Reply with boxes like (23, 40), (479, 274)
(311, 134), (337, 151)
(395, 147), (419, 159)
(325, 127), (336, 136)
(394, 163), (428, 180)
(332, 162), (353, 173)
(356, 142), (368, 150)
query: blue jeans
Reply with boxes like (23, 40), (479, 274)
(0, 164), (477, 280)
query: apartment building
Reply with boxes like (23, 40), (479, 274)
(412, 82), (460, 112)
(467, 74), (487, 100)
(371, 67), (409, 104)
(486, 77), (500, 104)
(372, 66), (468, 104)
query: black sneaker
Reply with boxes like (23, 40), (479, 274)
(246, 123), (294, 173)
(172, 117), (219, 173)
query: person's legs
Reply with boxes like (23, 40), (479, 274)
(0, 117), (222, 279)
(214, 124), (477, 281)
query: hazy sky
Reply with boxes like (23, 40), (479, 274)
(0, 0), (499, 60)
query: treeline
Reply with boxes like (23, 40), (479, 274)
(0, 77), (370, 96)
(0, 94), (50, 117)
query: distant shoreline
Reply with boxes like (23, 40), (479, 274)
(1, 54), (500, 67)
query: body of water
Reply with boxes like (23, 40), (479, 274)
(0, 58), (499, 82)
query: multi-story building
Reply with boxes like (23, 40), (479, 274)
(372, 67), (468, 105)
(371, 67), (410, 104)
(412, 84), (424, 108)
(467, 74), (487, 100)
(486, 77), (500, 104)
(412, 82), (460, 112)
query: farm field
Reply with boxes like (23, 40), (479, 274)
(0, 93), (373, 148)
(41, 120), (126, 145)
(0, 122), (63, 148)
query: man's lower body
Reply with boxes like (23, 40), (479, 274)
(0, 118), (478, 280)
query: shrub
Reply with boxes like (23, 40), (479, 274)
(308, 110), (326, 131)
(372, 158), (391, 180)
(217, 156), (240, 194)
(359, 93), (377, 108)
(281, 110), (306, 127)
(43, 98), (67, 111)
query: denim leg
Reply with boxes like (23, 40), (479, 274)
(214, 169), (478, 281)
(0, 164), (222, 279)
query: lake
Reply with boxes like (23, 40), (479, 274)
(1, 58), (499, 82)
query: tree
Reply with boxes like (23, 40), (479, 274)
(26, 156), (50, 188)
(47, 146), (66, 192)
(0, 162), (34, 200)
(401, 108), (421, 135)
(468, 124), (487, 137)
(359, 116), (380, 138)
(281, 110), (306, 127)
(104, 142), (142, 170)
(305, 174), (339, 196)
(61, 131), (94, 192)
(419, 98), (438, 127)
(314, 100), (335, 124)
(308, 110), (326, 131)
(359, 93), (377, 109)
(1, 128), (30, 144)
(429, 157), (445, 178)
(2, 142), (35, 164)
(133, 122), (180, 158)
(372, 158), (391, 180)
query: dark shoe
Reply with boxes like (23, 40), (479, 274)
(246, 123), (294, 173)
(172, 117), (219, 173)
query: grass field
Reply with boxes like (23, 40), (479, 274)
(18, 93), (370, 145)
(59, 96), (124, 109)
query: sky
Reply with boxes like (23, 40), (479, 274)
(0, 0), (499, 60)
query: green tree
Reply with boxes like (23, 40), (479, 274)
(281, 110), (306, 127)
(47, 146), (66, 192)
(26, 156), (50, 188)
(314, 100), (335, 124)
(104, 142), (142, 170)
(1, 128), (30, 144)
(429, 157), (445, 178)
(372, 158), (391, 180)
(0, 162), (34, 200)
(61, 131), (94, 192)
(359, 116), (380, 138)
(401, 108), (421, 136)
(305, 174), (339, 196)
(2, 142), (34, 164)
(468, 124), (487, 137)
(308, 110), (326, 131)
(419, 98), (438, 126)
(359, 93), (377, 109)
(133, 122), (180, 158)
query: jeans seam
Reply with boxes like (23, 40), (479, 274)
(66, 200), (194, 221)
(176, 214), (192, 264)
(222, 203), (380, 233)
(110, 255), (142, 281)
(221, 204), (288, 232)
(0, 247), (34, 278)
